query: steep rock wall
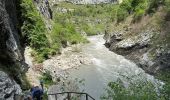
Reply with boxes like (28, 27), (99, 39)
(104, 20), (170, 74)
(0, 0), (28, 99)
(0, 71), (22, 100)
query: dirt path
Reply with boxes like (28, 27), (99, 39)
(25, 47), (41, 86)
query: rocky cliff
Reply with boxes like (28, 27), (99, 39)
(0, 0), (28, 99)
(104, 10), (170, 74)
(0, 71), (22, 100)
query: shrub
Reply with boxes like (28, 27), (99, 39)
(21, 0), (49, 50)
(133, 0), (148, 21)
(156, 70), (170, 99)
(116, 0), (133, 22)
(120, 0), (132, 12)
(165, 0), (170, 12)
(147, 0), (164, 13)
(20, 0), (53, 62)
(133, 8), (145, 22)
(40, 71), (54, 87)
(51, 12), (88, 45)
(110, 5), (119, 22)
(117, 7), (129, 22)
(101, 78), (169, 100)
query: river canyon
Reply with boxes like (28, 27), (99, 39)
(68, 35), (160, 99)
(0, 0), (169, 99)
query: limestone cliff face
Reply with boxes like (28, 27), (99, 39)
(0, 0), (28, 99)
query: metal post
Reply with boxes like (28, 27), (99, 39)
(68, 93), (71, 100)
(86, 94), (88, 100)
(55, 94), (57, 100)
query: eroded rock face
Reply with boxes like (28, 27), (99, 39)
(0, 0), (28, 99)
(0, 71), (22, 100)
(0, 0), (21, 63)
(104, 29), (170, 74)
(104, 30), (153, 54)
(34, 0), (52, 19)
(139, 51), (170, 74)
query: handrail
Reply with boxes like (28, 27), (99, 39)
(48, 92), (95, 100)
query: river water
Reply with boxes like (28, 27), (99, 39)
(68, 35), (158, 100)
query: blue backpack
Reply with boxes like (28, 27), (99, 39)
(31, 86), (43, 100)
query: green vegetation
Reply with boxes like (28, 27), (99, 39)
(21, 0), (167, 62)
(53, 2), (118, 35)
(20, 0), (87, 62)
(19, 0), (170, 60)
(20, 0), (49, 51)
(51, 14), (87, 45)
(165, 0), (170, 11)
(39, 72), (52, 100)
(156, 70), (170, 100)
(20, 0), (51, 62)
(40, 71), (54, 87)
(109, 0), (168, 23)
(101, 78), (170, 100)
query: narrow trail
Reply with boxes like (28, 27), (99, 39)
(25, 47), (41, 86)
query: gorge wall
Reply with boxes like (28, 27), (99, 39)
(0, 0), (28, 99)
(104, 10), (170, 74)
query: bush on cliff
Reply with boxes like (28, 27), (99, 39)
(20, 0), (52, 62)
(20, 0), (49, 50)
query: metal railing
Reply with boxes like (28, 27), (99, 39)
(48, 92), (95, 100)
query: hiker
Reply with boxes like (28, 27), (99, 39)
(30, 86), (44, 100)
(30, 81), (44, 100)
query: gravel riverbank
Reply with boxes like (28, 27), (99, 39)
(25, 44), (92, 86)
